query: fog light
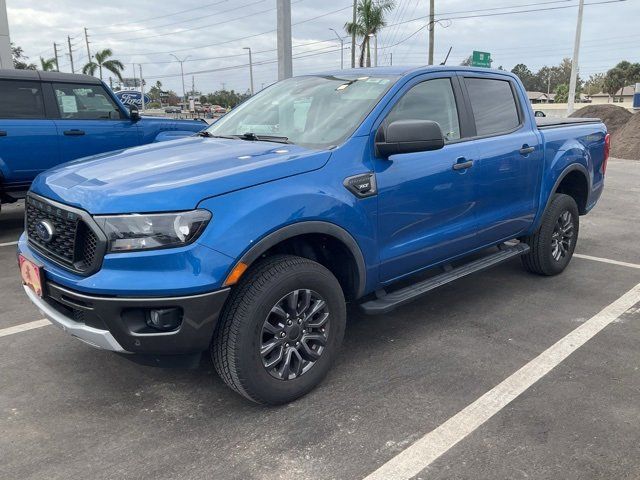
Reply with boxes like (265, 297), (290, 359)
(146, 308), (183, 331)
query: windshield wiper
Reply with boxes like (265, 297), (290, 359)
(236, 132), (292, 144)
(196, 131), (236, 139)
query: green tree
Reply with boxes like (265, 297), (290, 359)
(584, 73), (605, 96)
(39, 57), (57, 71)
(554, 84), (569, 103)
(82, 49), (125, 81)
(11, 44), (36, 70)
(604, 61), (640, 101)
(345, 0), (395, 68)
(511, 64), (537, 91)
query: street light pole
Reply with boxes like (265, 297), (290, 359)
(329, 28), (344, 70)
(170, 54), (190, 111)
(567, 0), (584, 115)
(243, 47), (254, 95)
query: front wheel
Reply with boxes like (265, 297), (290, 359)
(212, 254), (346, 405)
(521, 193), (579, 276)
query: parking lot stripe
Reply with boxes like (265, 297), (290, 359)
(0, 241), (18, 248)
(574, 253), (640, 270)
(362, 282), (640, 480)
(0, 319), (50, 338)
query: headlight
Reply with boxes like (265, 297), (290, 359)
(94, 210), (211, 252)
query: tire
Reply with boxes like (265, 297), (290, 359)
(521, 193), (579, 276)
(212, 254), (346, 405)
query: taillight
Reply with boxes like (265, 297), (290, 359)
(603, 133), (611, 175)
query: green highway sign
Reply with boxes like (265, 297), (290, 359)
(472, 51), (491, 68)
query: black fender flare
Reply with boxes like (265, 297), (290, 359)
(236, 221), (367, 299)
(544, 162), (590, 215)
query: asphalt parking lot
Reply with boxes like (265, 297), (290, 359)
(1, 159), (639, 480)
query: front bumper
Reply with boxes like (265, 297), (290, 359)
(25, 280), (230, 355)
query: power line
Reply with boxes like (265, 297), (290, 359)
(91, 0), (231, 29)
(92, 0), (266, 38)
(95, 4), (353, 57)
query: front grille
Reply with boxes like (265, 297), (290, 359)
(25, 194), (105, 275)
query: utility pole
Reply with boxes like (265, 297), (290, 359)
(329, 28), (344, 69)
(351, 0), (357, 68)
(53, 42), (60, 71)
(390, 52), (393, 66)
(428, 0), (435, 65)
(243, 47), (254, 95)
(139, 64), (145, 112)
(84, 27), (92, 63)
(0, 0), (12, 69)
(276, 0), (292, 80)
(547, 73), (551, 102)
(567, 0), (584, 114)
(170, 54), (190, 110)
(67, 36), (75, 73)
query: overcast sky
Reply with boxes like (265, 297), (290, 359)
(6, 0), (639, 94)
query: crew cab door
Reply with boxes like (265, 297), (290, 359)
(50, 82), (140, 163)
(0, 79), (60, 186)
(373, 75), (480, 283)
(459, 74), (543, 244)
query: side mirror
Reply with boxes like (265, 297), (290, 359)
(129, 105), (141, 122)
(376, 119), (445, 158)
(534, 110), (546, 118)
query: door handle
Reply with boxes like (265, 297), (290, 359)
(519, 145), (535, 155)
(453, 158), (473, 171)
(63, 130), (85, 136)
(0, 131), (7, 137)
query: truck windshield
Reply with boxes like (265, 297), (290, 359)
(206, 75), (398, 149)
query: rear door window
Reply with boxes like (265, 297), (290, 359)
(0, 80), (45, 119)
(53, 83), (123, 120)
(465, 78), (520, 136)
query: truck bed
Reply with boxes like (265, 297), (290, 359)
(536, 117), (601, 129)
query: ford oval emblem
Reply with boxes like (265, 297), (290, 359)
(36, 220), (55, 243)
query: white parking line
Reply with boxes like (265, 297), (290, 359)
(363, 282), (640, 480)
(0, 319), (50, 338)
(0, 241), (18, 248)
(574, 253), (640, 270)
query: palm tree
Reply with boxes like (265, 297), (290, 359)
(345, 0), (394, 68)
(39, 57), (57, 71)
(82, 49), (124, 81)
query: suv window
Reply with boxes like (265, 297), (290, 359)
(386, 78), (461, 141)
(53, 83), (123, 120)
(465, 78), (520, 136)
(0, 80), (45, 119)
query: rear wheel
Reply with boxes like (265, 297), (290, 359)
(521, 193), (579, 276)
(212, 254), (346, 405)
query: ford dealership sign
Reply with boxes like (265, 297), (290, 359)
(115, 90), (151, 108)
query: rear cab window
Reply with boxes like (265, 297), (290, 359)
(0, 80), (45, 119)
(53, 83), (123, 120)
(464, 77), (520, 136)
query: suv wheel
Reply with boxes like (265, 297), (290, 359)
(521, 193), (579, 276)
(212, 254), (346, 404)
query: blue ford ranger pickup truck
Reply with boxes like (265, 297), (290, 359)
(0, 69), (205, 210)
(17, 66), (609, 404)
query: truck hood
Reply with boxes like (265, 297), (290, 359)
(30, 137), (331, 214)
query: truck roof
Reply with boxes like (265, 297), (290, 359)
(0, 69), (102, 84)
(313, 65), (518, 79)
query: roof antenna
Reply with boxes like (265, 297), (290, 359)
(440, 47), (452, 65)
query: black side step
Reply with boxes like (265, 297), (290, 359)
(360, 243), (530, 315)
